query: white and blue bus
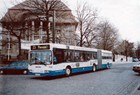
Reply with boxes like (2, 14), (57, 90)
(28, 43), (112, 76)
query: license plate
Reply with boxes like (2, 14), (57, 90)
(36, 66), (41, 68)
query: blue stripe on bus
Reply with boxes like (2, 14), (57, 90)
(28, 63), (112, 76)
(28, 70), (65, 76)
(72, 66), (93, 73)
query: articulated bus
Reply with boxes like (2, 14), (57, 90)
(28, 43), (112, 76)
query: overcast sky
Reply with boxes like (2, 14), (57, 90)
(0, 0), (140, 43)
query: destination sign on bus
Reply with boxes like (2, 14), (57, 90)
(31, 45), (50, 50)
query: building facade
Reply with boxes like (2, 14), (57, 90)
(0, 0), (78, 60)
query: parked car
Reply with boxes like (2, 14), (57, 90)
(0, 61), (30, 75)
(133, 63), (140, 74)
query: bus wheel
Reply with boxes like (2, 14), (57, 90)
(65, 67), (71, 76)
(92, 65), (96, 72)
(107, 63), (110, 69)
(0, 70), (3, 74)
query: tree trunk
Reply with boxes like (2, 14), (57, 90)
(18, 38), (22, 60)
(46, 4), (50, 43)
(46, 18), (50, 43)
(80, 22), (83, 47)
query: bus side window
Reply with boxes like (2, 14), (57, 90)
(84, 52), (92, 61)
(65, 51), (70, 62)
(53, 56), (57, 64)
(80, 55), (84, 61)
(86, 54), (91, 60)
(53, 49), (65, 64)
(75, 56), (79, 61)
(65, 50), (75, 62)
(92, 52), (97, 59)
(74, 51), (80, 62)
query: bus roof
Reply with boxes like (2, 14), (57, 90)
(30, 43), (112, 53)
(30, 43), (97, 52)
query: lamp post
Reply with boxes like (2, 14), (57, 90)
(52, 10), (56, 43)
(7, 31), (10, 61)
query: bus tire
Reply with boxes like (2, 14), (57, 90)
(107, 63), (110, 69)
(65, 67), (71, 76)
(92, 65), (96, 72)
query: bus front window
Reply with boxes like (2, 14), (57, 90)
(31, 51), (52, 65)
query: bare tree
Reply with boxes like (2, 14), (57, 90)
(76, 2), (98, 47)
(0, 9), (29, 59)
(115, 40), (134, 61)
(96, 20), (119, 51)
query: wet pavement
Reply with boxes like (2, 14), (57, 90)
(0, 62), (140, 95)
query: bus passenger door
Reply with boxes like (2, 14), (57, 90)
(97, 50), (102, 69)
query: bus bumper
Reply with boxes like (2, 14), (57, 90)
(28, 70), (65, 76)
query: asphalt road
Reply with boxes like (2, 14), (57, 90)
(0, 62), (140, 95)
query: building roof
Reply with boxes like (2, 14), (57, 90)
(0, 0), (77, 24)
(1, 9), (29, 22)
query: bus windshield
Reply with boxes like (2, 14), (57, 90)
(30, 51), (52, 65)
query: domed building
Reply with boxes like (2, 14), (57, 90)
(0, 0), (78, 60)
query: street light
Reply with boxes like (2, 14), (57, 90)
(7, 31), (10, 61)
(52, 10), (56, 43)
